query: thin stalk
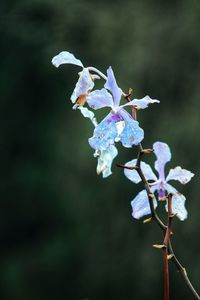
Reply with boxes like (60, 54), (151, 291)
(162, 194), (173, 300)
(88, 68), (200, 299)
(169, 242), (200, 300)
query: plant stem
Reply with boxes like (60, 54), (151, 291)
(91, 70), (200, 299)
(136, 145), (200, 300)
(162, 194), (173, 300)
(169, 242), (200, 300)
(163, 246), (169, 300)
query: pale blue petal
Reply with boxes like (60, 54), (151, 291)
(166, 166), (194, 184)
(165, 193), (188, 221)
(119, 109), (144, 147)
(124, 159), (157, 183)
(87, 88), (113, 110)
(52, 51), (83, 68)
(153, 142), (171, 181)
(122, 95), (160, 109)
(124, 159), (140, 183)
(96, 145), (118, 178)
(131, 190), (157, 219)
(71, 68), (94, 103)
(164, 183), (178, 195)
(77, 106), (97, 126)
(104, 67), (122, 107)
(88, 113), (118, 150)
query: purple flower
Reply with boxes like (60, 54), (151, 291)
(124, 141), (194, 221)
(88, 67), (159, 150)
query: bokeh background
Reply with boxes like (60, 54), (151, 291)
(1, 0), (200, 299)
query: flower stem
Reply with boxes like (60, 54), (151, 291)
(136, 145), (200, 300)
(162, 194), (173, 300)
(169, 242), (200, 300)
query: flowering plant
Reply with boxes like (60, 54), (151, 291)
(52, 51), (199, 300)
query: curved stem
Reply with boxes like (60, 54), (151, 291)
(136, 145), (200, 300)
(169, 242), (200, 300)
(115, 83), (199, 299)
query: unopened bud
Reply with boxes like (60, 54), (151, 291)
(143, 217), (152, 224)
(167, 254), (174, 260)
(152, 244), (166, 249)
(128, 88), (133, 95)
(149, 193), (154, 199)
(142, 148), (153, 154)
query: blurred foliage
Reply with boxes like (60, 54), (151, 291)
(1, 0), (200, 299)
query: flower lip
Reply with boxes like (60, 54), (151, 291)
(107, 113), (123, 123)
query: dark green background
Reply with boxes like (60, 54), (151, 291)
(1, 0), (200, 299)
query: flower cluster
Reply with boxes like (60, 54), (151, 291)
(52, 51), (159, 177)
(52, 51), (194, 221)
(52, 50), (198, 300)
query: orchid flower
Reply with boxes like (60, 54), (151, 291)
(52, 51), (97, 112)
(52, 52), (118, 176)
(124, 141), (194, 221)
(88, 67), (159, 150)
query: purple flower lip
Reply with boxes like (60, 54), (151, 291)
(107, 113), (123, 123)
(158, 189), (166, 199)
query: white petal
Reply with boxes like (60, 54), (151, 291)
(166, 166), (194, 184)
(165, 193), (188, 221)
(131, 190), (157, 219)
(164, 183), (178, 194)
(77, 106), (97, 126)
(116, 121), (125, 136)
(122, 95), (160, 109)
(52, 51), (83, 68)
(124, 159), (157, 183)
(71, 68), (94, 103)
(87, 88), (113, 110)
(153, 141), (171, 181)
(96, 145), (118, 178)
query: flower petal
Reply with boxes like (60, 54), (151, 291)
(87, 88), (113, 110)
(119, 109), (144, 147)
(88, 113), (118, 150)
(104, 67), (122, 107)
(77, 106), (97, 126)
(52, 51), (83, 68)
(131, 190), (157, 219)
(164, 183), (178, 194)
(165, 193), (188, 221)
(166, 166), (194, 184)
(71, 68), (94, 103)
(153, 142), (171, 180)
(124, 159), (157, 183)
(96, 145), (118, 178)
(122, 95), (160, 109)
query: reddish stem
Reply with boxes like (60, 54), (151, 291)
(162, 194), (173, 300)
(163, 247), (169, 300)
